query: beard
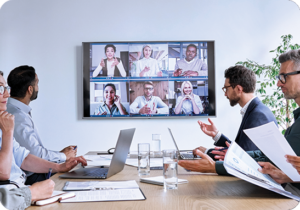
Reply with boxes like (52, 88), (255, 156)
(228, 92), (240, 107)
(30, 88), (38, 101)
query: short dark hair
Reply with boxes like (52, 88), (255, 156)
(279, 49), (300, 69)
(186, 44), (197, 52)
(104, 44), (116, 53)
(104, 83), (116, 92)
(7, 65), (36, 98)
(0, 71), (3, 76)
(143, 81), (154, 88)
(224, 65), (256, 93)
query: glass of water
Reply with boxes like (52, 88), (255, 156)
(138, 143), (150, 176)
(152, 134), (161, 157)
(163, 149), (178, 190)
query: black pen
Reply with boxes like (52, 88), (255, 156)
(46, 168), (52, 179)
(213, 147), (228, 152)
(74, 146), (77, 150)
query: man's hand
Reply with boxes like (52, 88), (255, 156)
(286, 155), (300, 174)
(60, 146), (76, 159)
(173, 69), (182, 77)
(100, 58), (105, 68)
(57, 156), (87, 173)
(157, 71), (163, 77)
(210, 141), (230, 161)
(198, 118), (218, 138)
(182, 70), (198, 76)
(139, 104), (151, 114)
(29, 179), (55, 201)
(150, 102), (157, 114)
(178, 149), (216, 173)
(0, 111), (14, 135)
(193, 146), (207, 154)
(258, 162), (292, 184)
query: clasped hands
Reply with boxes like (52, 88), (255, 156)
(139, 103), (157, 114)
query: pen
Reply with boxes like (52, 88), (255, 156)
(46, 168), (52, 179)
(73, 146), (77, 150)
(214, 147), (228, 152)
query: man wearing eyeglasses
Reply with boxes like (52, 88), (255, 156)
(6, 66), (77, 185)
(130, 81), (168, 115)
(178, 65), (278, 175)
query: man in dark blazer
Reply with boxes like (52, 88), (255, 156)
(178, 65), (277, 174)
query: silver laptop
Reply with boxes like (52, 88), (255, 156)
(168, 128), (201, 160)
(59, 128), (135, 179)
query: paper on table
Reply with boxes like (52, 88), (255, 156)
(63, 180), (139, 191)
(84, 155), (112, 166)
(126, 158), (163, 167)
(243, 122), (300, 181)
(140, 176), (188, 186)
(224, 142), (300, 201)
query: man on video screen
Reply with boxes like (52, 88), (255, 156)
(130, 81), (168, 115)
(173, 44), (207, 77)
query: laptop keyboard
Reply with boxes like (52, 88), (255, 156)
(85, 168), (108, 177)
(181, 153), (200, 159)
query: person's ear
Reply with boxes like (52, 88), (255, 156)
(28, 85), (33, 95)
(236, 85), (243, 94)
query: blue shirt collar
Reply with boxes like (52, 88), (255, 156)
(7, 98), (32, 114)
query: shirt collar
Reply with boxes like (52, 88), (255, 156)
(143, 95), (152, 102)
(184, 57), (196, 64)
(7, 97), (32, 114)
(240, 96), (256, 118)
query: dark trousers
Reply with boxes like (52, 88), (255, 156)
(25, 173), (47, 185)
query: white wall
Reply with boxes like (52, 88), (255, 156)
(0, 0), (299, 156)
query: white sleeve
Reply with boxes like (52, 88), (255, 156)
(130, 97), (141, 114)
(154, 60), (160, 75)
(116, 60), (126, 77)
(135, 60), (142, 77)
(174, 96), (182, 109)
(155, 97), (169, 114)
(92, 64), (103, 77)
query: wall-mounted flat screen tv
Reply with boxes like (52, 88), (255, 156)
(83, 41), (216, 118)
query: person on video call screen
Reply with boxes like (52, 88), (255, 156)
(174, 81), (203, 115)
(94, 83), (128, 115)
(92, 44), (127, 77)
(173, 44), (207, 77)
(130, 81), (168, 115)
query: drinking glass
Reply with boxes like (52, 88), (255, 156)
(138, 143), (150, 176)
(152, 134), (161, 157)
(163, 149), (178, 190)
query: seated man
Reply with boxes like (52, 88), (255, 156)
(130, 81), (168, 115)
(6, 65), (77, 185)
(0, 71), (87, 190)
(178, 65), (277, 175)
(173, 44), (207, 77)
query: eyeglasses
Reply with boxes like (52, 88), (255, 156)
(0, 86), (10, 95)
(276, 71), (300, 84)
(144, 87), (153, 91)
(222, 85), (233, 93)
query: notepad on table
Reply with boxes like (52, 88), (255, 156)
(32, 191), (75, 206)
(140, 176), (188, 186)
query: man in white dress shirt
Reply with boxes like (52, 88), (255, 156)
(6, 65), (77, 185)
(130, 81), (168, 115)
(173, 44), (208, 77)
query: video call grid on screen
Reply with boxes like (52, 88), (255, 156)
(83, 41), (216, 118)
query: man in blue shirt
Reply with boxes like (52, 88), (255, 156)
(6, 65), (77, 185)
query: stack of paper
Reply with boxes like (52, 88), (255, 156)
(140, 176), (188, 186)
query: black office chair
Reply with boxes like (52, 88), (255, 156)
(0, 180), (20, 188)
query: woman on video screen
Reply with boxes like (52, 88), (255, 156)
(92, 44), (126, 77)
(174, 81), (203, 115)
(94, 83), (128, 115)
(136, 44), (162, 77)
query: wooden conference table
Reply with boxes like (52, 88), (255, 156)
(28, 152), (299, 210)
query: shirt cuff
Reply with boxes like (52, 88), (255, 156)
(213, 131), (222, 142)
(204, 148), (210, 154)
(59, 152), (67, 162)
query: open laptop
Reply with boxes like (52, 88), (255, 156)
(59, 128), (135, 179)
(168, 128), (201, 160)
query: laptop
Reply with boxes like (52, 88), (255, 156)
(168, 128), (201, 160)
(59, 128), (135, 179)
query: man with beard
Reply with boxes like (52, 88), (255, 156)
(6, 65), (76, 185)
(178, 65), (277, 175)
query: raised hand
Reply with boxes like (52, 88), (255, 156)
(60, 146), (76, 159)
(114, 95), (121, 106)
(139, 104), (151, 114)
(111, 57), (119, 67)
(100, 58), (105, 68)
(198, 118), (218, 138)
(0, 111), (14, 134)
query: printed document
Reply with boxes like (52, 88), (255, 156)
(224, 142), (300, 201)
(243, 122), (300, 181)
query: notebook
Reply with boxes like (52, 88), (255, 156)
(168, 128), (201, 160)
(32, 191), (75, 206)
(59, 128), (135, 179)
